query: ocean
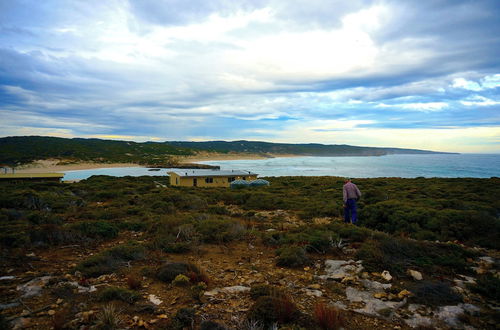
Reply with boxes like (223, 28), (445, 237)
(196, 154), (500, 178)
(60, 154), (500, 181)
(64, 154), (500, 180)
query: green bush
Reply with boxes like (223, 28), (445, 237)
(75, 243), (146, 277)
(276, 245), (310, 268)
(68, 221), (118, 239)
(469, 274), (500, 301)
(250, 284), (282, 300)
(409, 281), (462, 306)
(355, 237), (473, 275)
(247, 295), (299, 326)
(156, 262), (200, 282)
(98, 286), (140, 304)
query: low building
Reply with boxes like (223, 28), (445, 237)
(168, 169), (258, 187)
(0, 173), (65, 183)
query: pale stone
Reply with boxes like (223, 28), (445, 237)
(320, 259), (363, 280)
(148, 294), (162, 305)
(17, 276), (53, 298)
(360, 279), (391, 291)
(345, 287), (406, 317)
(304, 289), (323, 297)
(220, 285), (250, 294)
(48, 310), (56, 316)
(407, 269), (423, 281)
(381, 270), (392, 281)
(397, 289), (411, 299)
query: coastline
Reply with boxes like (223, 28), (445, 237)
(15, 160), (141, 173)
(13, 153), (299, 173)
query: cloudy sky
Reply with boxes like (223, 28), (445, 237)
(1, 0), (499, 152)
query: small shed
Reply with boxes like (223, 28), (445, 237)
(167, 169), (258, 187)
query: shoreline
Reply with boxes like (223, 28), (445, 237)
(15, 160), (142, 173)
(14, 154), (299, 173)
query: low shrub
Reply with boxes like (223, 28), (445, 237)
(172, 274), (190, 286)
(247, 294), (299, 326)
(250, 284), (277, 300)
(126, 274), (142, 290)
(75, 242), (146, 277)
(276, 245), (310, 268)
(355, 237), (473, 275)
(200, 320), (227, 330)
(314, 303), (345, 330)
(68, 221), (118, 239)
(94, 303), (123, 330)
(98, 286), (140, 304)
(409, 281), (463, 307)
(173, 307), (196, 328)
(468, 274), (500, 301)
(190, 282), (208, 301)
(156, 262), (200, 283)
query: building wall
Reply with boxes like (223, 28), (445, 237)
(169, 173), (257, 187)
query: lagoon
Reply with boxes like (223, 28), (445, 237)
(59, 154), (500, 181)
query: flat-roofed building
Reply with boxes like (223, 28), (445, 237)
(168, 169), (258, 187)
(0, 173), (65, 183)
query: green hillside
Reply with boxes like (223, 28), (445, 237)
(0, 136), (195, 166)
(0, 136), (456, 167)
(168, 140), (455, 156)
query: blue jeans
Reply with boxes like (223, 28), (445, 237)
(344, 198), (358, 224)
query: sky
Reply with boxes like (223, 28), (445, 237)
(1, 0), (499, 153)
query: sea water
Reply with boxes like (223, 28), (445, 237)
(60, 154), (500, 181)
(197, 154), (500, 178)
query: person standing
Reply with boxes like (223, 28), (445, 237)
(343, 178), (361, 224)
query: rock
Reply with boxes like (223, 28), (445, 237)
(381, 270), (392, 281)
(436, 304), (480, 328)
(308, 284), (321, 290)
(148, 294), (162, 305)
(220, 285), (250, 294)
(341, 276), (357, 284)
(0, 276), (15, 281)
(320, 259), (363, 280)
(0, 302), (20, 310)
(56, 298), (63, 304)
(48, 310), (56, 316)
(478, 256), (494, 265)
(360, 279), (392, 292)
(345, 287), (406, 317)
(304, 289), (323, 297)
(404, 314), (434, 328)
(397, 289), (411, 299)
(204, 286), (250, 296)
(373, 292), (387, 299)
(17, 276), (52, 298)
(67, 281), (96, 293)
(407, 269), (423, 281)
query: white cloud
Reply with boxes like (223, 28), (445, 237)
(376, 102), (449, 111)
(460, 95), (500, 107)
(452, 78), (483, 91)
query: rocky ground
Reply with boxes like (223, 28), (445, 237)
(1, 210), (499, 329)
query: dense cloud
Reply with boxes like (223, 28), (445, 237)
(0, 0), (499, 152)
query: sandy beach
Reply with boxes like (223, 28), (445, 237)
(13, 153), (299, 173)
(15, 160), (141, 173)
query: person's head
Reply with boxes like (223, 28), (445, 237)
(344, 178), (351, 184)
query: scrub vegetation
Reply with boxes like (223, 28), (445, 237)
(0, 175), (498, 329)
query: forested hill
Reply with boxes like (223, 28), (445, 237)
(168, 140), (456, 156)
(0, 136), (455, 166)
(0, 136), (195, 166)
